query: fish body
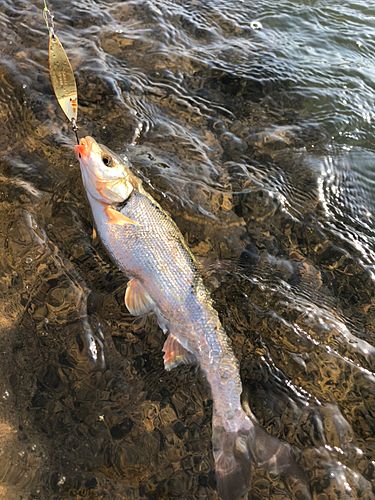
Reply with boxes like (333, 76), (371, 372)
(75, 137), (303, 499)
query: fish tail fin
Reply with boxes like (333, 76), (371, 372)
(241, 399), (308, 482)
(249, 421), (307, 481)
(213, 416), (307, 500)
(212, 425), (251, 500)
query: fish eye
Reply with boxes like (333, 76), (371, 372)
(102, 155), (113, 167)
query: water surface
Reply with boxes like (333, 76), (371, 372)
(0, 0), (375, 498)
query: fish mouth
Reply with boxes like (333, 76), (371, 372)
(75, 136), (96, 161)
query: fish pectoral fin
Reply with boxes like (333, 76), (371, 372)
(105, 206), (140, 226)
(162, 334), (197, 371)
(125, 279), (155, 316)
(92, 227), (99, 246)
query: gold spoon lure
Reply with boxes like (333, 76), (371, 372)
(43, 0), (79, 144)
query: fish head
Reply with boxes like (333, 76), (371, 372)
(75, 136), (136, 204)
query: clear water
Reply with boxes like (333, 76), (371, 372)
(0, 0), (375, 498)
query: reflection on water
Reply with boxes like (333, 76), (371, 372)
(0, 0), (375, 498)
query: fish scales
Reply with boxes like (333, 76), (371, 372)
(103, 189), (245, 424)
(75, 136), (305, 500)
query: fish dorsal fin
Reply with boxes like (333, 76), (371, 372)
(105, 206), (140, 226)
(125, 279), (155, 316)
(162, 334), (197, 371)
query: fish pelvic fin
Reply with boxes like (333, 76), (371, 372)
(162, 334), (197, 371)
(125, 279), (155, 316)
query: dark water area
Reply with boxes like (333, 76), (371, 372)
(0, 0), (375, 498)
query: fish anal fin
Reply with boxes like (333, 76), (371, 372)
(125, 279), (155, 316)
(162, 334), (196, 371)
(105, 206), (140, 226)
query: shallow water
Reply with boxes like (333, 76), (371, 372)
(0, 0), (375, 498)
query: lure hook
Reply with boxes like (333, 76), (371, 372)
(43, 0), (79, 143)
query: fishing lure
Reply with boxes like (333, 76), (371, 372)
(43, 0), (79, 143)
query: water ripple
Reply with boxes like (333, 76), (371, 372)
(0, 0), (375, 498)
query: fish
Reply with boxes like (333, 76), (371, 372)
(75, 136), (306, 499)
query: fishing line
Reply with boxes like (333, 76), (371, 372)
(43, 0), (79, 144)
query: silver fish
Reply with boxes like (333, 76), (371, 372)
(75, 136), (304, 499)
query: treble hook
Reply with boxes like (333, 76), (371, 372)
(72, 118), (79, 145)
